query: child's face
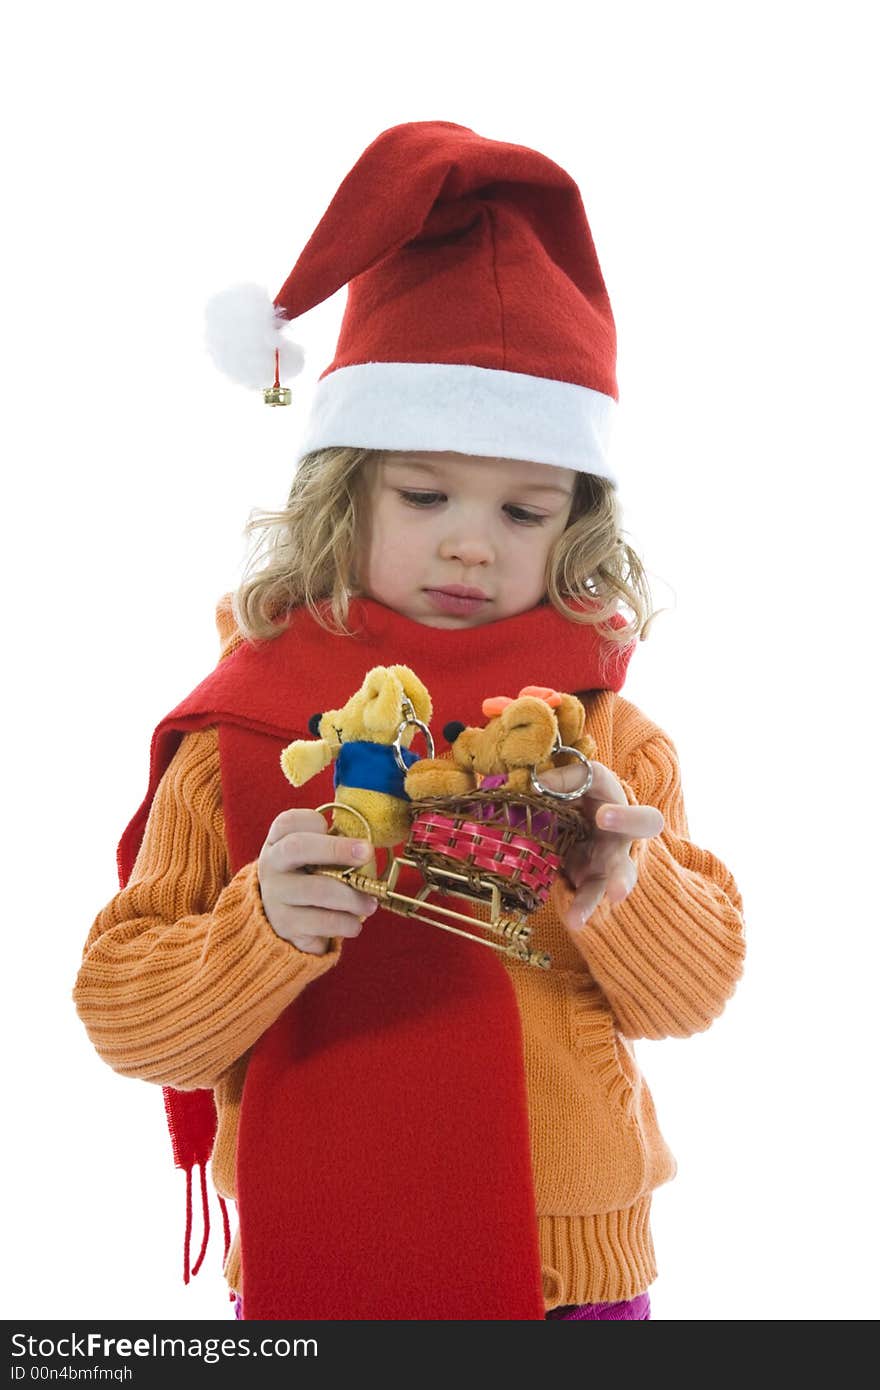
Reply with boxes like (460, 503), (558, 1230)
(360, 451), (576, 628)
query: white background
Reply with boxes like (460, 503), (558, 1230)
(4, 0), (878, 1323)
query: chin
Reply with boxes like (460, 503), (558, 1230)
(419, 609), (497, 629)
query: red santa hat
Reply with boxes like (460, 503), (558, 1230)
(205, 120), (619, 484)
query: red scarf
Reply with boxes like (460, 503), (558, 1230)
(118, 596), (634, 1318)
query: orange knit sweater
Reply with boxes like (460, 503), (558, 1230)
(73, 600), (746, 1312)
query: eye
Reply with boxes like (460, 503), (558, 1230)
(504, 506), (547, 526)
(397, 490), (444, 507)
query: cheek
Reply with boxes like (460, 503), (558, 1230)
(507, 527), (559, 572)
(363, 531), (388, 588)
(362, 502), (393, 572)
(364, 505), (421, 584)
(385, 499), (440, 547)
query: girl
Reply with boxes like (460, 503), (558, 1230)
(72, 120), (746, 1321)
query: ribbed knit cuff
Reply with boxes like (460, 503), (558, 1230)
(572, 780), (745, 1039)
(539, 1197), (657, 1308)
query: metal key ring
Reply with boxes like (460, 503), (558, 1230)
(529, 744), (593, 800)
(393, 715), (435, 771)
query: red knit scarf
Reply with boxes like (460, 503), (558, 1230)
(117, 596), (634, 1319)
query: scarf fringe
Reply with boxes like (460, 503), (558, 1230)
(182, 1160), (233, 1284)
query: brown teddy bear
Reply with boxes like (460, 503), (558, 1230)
(404, 685), (597, 801)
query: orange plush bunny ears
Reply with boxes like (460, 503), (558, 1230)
(481, 685), (563, 717)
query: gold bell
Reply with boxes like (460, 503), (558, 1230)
(263, 348), (292, 406)
(263, 384), (292, 406)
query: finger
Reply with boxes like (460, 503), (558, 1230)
(280, 872), (379, 918)
(606, 855), (639, 905)
(287, 939), (329, 961)
(276, 908), (366, 941)
(265, 807), (332, 846)
(536, 759), (622, 804)
(595, 804), (664, 838)
(269, 832), (373, 872)
(557, 846), (638, 921)
(556, 875), (607, 928)
(289, 935), (331, 957)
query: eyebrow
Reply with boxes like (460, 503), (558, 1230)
(383, 459), (573, 497)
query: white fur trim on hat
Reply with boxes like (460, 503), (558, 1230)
(204, 282), (306, 390)
(295, 361), (617, 483)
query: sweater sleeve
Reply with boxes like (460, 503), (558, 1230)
(72, 725), (342, 1090)
(568, 717), (746, 1040)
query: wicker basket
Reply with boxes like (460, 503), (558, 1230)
(406, 788), (588, 915)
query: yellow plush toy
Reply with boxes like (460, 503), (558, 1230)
(404, 685), (597, 800)
(280, 664), (433, 868)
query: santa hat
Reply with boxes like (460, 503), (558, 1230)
(205, 120), (619, 484)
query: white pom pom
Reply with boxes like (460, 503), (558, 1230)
(204, 282), (306, 390)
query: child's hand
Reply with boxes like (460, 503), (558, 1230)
(258, 809), (379, 956)
(538, 761), (664, 931)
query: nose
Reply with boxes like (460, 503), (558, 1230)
(438, 529), (495, 567)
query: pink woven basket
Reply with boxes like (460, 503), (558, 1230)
(406, 789), (586, 914)
(409, 811), (561, 892)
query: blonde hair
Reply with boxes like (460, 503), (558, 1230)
(231, 446), (663, 647)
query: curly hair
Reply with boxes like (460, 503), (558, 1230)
(231, 446), (664, 648)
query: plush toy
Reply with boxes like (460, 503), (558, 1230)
(280, 664), (433, 866)
(404, 685), (598, 800)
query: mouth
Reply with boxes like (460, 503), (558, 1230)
(423, 587), (491, 615)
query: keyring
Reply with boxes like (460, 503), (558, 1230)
(529, 744), (593, 800)
(393, 698), (435, 771)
